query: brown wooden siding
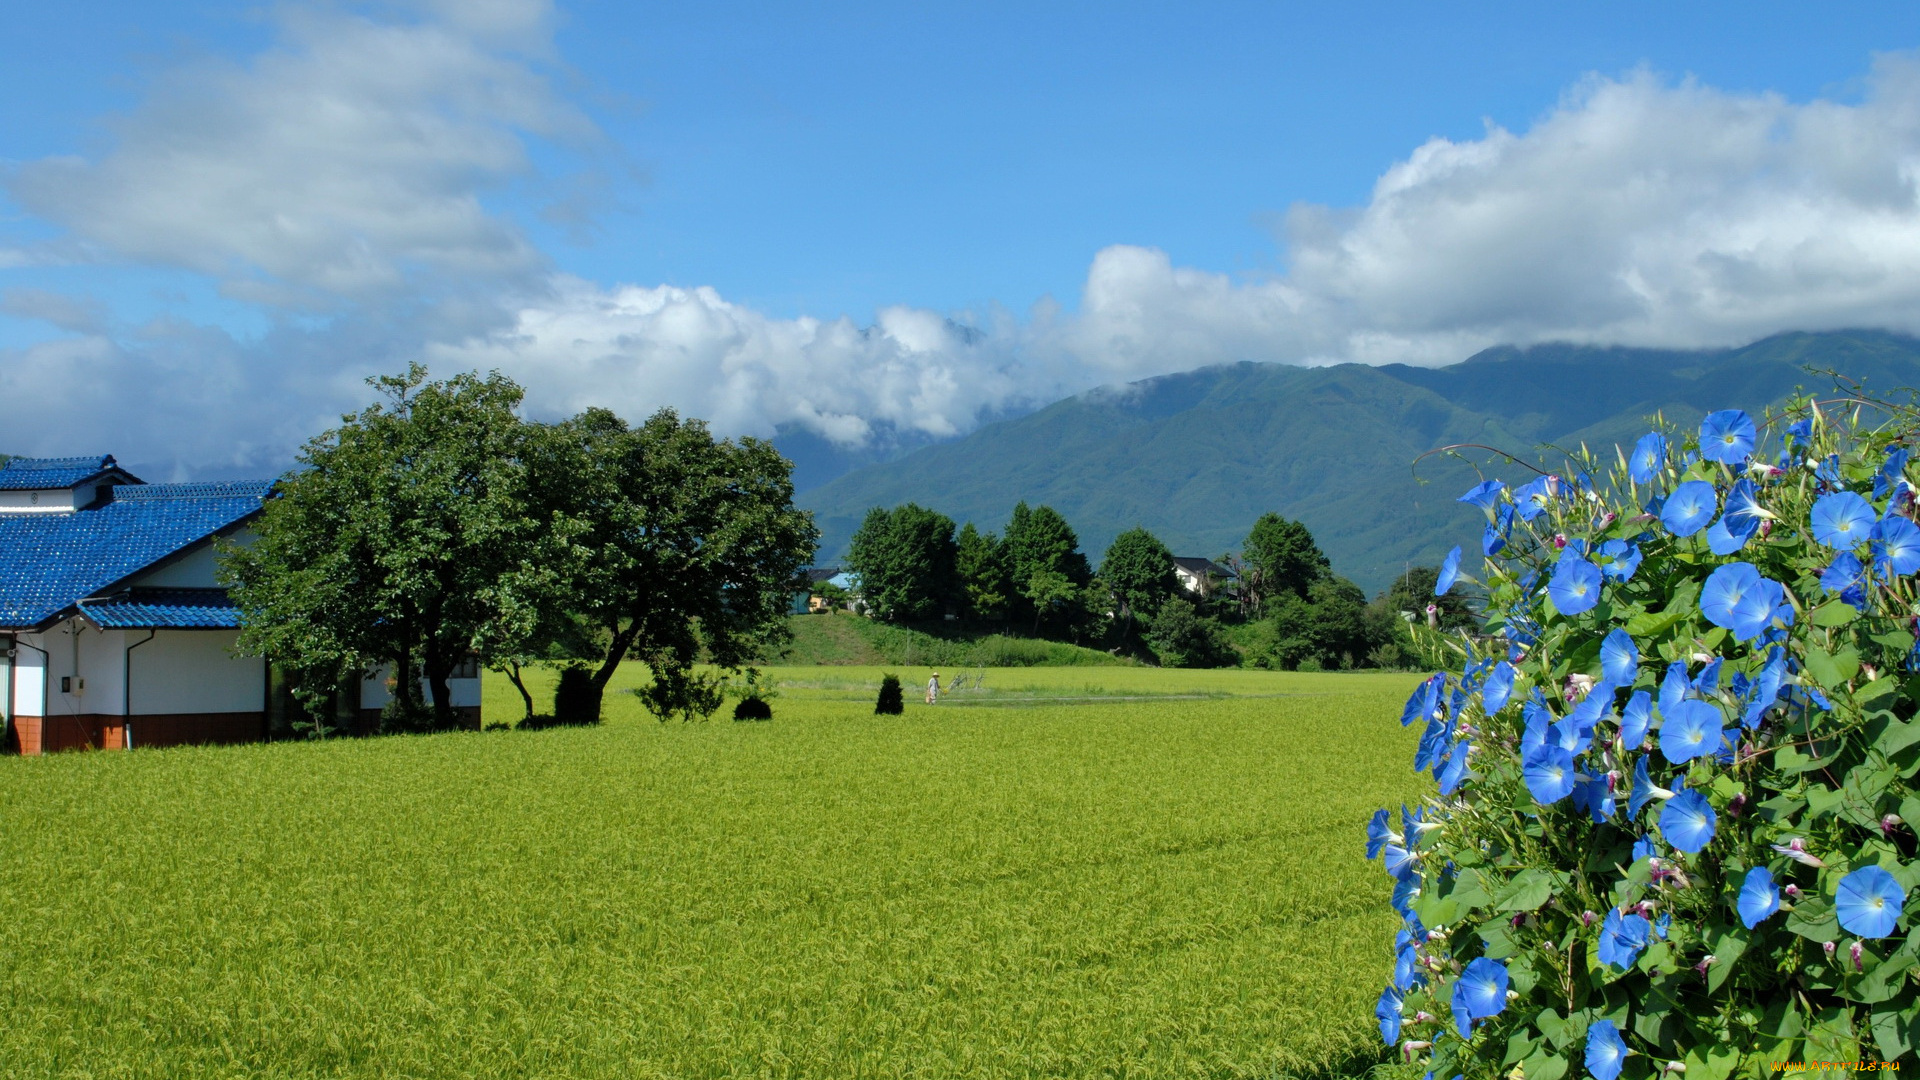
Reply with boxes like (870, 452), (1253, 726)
(11, 712), (265, 755)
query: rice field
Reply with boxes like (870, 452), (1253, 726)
(0, 666), (1427, 1079)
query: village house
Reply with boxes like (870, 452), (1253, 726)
(1173, 556), (1230, 597)
(0, 455), (480, 754)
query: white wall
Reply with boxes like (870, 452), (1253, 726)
(128, 630), (264, 715)
(131, 541), (220, 588)
(360, 664), (482, 709)
(0, 485), (97, 513)
(9, 636), (45, 718)
(13, 623), (129, 718)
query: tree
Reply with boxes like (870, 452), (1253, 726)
(224, 365), (554, 732)
(1101, 527), (1177, 639)
(535, 408), (818, 723)
(1143, 597), (1234, 668)
(1242, 513), (1331, 605)
(1003, 502), (1092, 632)
(845, 503), (959, 621)
(955, 523), (1011, 621)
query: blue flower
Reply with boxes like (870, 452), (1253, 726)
(1457, 479), (1505, 515)
(1383, 844), (1419, 880)
(1628, 756), (1670, 819)
(1659, 661), (1689, 716)
(1700, 562), (1779, 641)
(1548, 552), (1604, 615)
(1598, 907), (1651, 970)
(1482, 661), (1516, 715)
(1741, 654), (1786, 729)
(1571, 770), (1615, 823)
(1788, 418), (1813, 441)
(1437, 738), (1470, 795)
(1705, 516), (1751, 555)
(1810, 492), (1876, 549)
(1620, 691), (1653, 750)
(1393, 942), (1424, 992)
(1660, 698), (1726, 764)
(1366, 809), (1394, 860)
(1400, 676), (1441, 727)
(1598, 539), (1642, 582)
(1723, 478), (1766, 533)
(1691, 657), (1723, 695)
(1435, 546), (1462, 595)
(1821, 551), (1867, 600)
(1879, 446), (1911, 499)
(1586, 1019), (1630, 1080)
(1600, 628), (1638, 686)
(1660, 789), (1718, 854)
(1523, 745), (1577, 804)
(1521, 701), (1551, 758)
(1873, 515), (1920, 576)
(1629, 432), (1666, 484)
(1836, 865), (1908, 939)
(1660, 480), (1718, 537)
(1451, 957), (1508, 1037)
(1391, 873), (1421, 918)
(1739, 866), (1781, 928)
(1512, 476), (1555, 522)
(1376, 984), (1403, 1045)
(1700, 409), (1757, 464)
(1631, 833), (1658, 861)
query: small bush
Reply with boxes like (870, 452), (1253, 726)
(1143, 598), (1236, 668)
(874, 674), (904, 715)
(732, 697), (773, 721)
(551, 666), (601, 725)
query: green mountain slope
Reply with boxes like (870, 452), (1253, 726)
(800, 330), (1920, 593)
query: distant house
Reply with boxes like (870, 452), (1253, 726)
(1173, 557), (1230, 597)
(793, 568), (857, 614)
(0, 454), (479, 754)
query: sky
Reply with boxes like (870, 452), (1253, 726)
(5, 1), (1920, 479)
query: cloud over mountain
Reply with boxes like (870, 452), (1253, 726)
(7, 2), (1920, 476)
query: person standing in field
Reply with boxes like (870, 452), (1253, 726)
(926, 672), (940, 704)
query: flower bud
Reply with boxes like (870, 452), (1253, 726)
(1852, 941), (1865, 971)
(1636, 901), (1656, 918)
(1882, 813), (1904, 836)
(1824, 940), (1837, 960)
(1785, 883), (1801, 899)
(1553, 533), (1568, 549)
(1580, 910), (1597, 927)
(1727, 792), (1747, 818)
(1695, 954), (1715, 977)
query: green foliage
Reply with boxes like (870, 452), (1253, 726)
(1377, 565), (1476, 631)
(1244, 512), (1333, 604)
(846, 503), (958, 621)
(1143, 597), (1236, 668)
(550, 665), (601, 726)
(1103, 526), (1178, 633)
(1378, 399), (1920, 1076)
(222, 364), (557, 731)
(636, 659), (727, 722)
(955, 522), (1011, 620)
(1004, 501), (1095, 634)
(874, 673), (904, 714)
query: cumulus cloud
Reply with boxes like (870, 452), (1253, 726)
(11, 12), (1920, 474)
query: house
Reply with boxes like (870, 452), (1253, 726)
(793, 568), (857, 614)
(1172, 557), (1230, 597)
(0, 454), (480, 754)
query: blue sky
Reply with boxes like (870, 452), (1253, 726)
(5, 1), (1920, 476)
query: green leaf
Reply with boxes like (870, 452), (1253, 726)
(1804, 1005), (1861, 1059)
(1682, 1045), (1739, 1080)
(1493, 868), (1557, 912)
(1869, 1001), (1915, 1062)
(1519, 1051), (1569, 1080)
(1804, 645), (1861, 690)
(1811, 600), (1861, 626)
(1444, 867), (1492, 909)
(1845, 950), (1915, 1005)
(1873, 716), (1920, 758)
(1704, 922), (1750, 993)
(1787, 895), (1841, 942)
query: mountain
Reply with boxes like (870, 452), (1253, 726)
(797, 330), (1920, 595)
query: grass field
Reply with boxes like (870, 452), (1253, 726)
(0, 666), (1427, 1079)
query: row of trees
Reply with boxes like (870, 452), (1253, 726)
(844, 501), (1476, 670)
(222, 366), (818, 732)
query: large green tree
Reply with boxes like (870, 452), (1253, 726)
(537, 408), (818, 722)
(224, 365), (554, 731)
(1101, 526), (1176, 638)
(954, 522), (1010, 621)
(845, 503), (959, 621)
(1241, 512), (1331, 606)
(1003, 502), (1091, 631)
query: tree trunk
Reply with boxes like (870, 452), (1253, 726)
(507, 662), (534, 721)
(588, 621), (642, 726)
(424, 650), (455, 727)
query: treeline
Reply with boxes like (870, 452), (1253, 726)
(841, 504), (1474, 669)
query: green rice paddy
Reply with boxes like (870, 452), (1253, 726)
(0, 666), (1426, 1079)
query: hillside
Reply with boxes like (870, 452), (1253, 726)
(799, 330), (1920, 593)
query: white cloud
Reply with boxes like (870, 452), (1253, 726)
(12, 12), (1920, 474)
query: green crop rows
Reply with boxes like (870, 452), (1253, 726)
(0, 668), (1425, 1079)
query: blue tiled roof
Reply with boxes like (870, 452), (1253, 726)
(0, 454), (137, 490)
(0, 480), (272, 629)
(79, 589), (241, 629)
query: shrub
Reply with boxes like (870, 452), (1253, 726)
(875, 674), (904, 715)
(1370, 399), (1920, 1074)
(732, 697), (773, 721)
(636, 661), (725, 723)
(1145, 598), (1235, 668)
(551, 665), (602, 725)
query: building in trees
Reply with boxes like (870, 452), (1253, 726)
(844, 503), (959, 622)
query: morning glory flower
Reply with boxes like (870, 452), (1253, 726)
(1739, 866), (1782, 928)
(1376, 984), (1403, 1045)
(1741, 655), (1786, 729)
(1835, 865), (1908, 939)
(1723, 478), (1767, 533)
(1457, 479), (1505, 516)
(1523, 745), (1577, 804)
(1391, 873), (1421, 918)
(1513, 475), (1559, 522)
(1629, 432), (1666, 484)
(1437, 738), (1470, 795)
(1659, 661), (1689, 715)
(1586, 1019), (1630, 1080)
(1392, 943), (1423, 992)
(1384, 844), (1419, 880)
(1660, 789), (1718, 854)
(1660, 698), (1726, 764)
(1435, 546), (1462, 595)
(1810, 492), (1877, 549)
(1660, 480), (1718, 537)
(1700, 409), (1758, 464)
(1872, 515), (1920, 576)
(1481, 661), (1516, 714)
(1787, 418), (1813, 441)
(1598, 539), (1642, 582)
(1700, 562), (1779, 641)
(1705, 517), (1751, 555)
(1598, 908), (1652, 970)
(1691, 657), (1723, 695)
(1620, 690), (1653, 749)
(1366, 809), (1396, 860)
(1631, 834), (1658, 861)
(1571, 770), (1615, 822)
(1600, 628), (1638, 686)
(1628, 756), (1672, 819)
(1451, 957), (1509, 1037)
(1399, 676), (1441, 727)
(1879, 446), (1911, 499)
(1548, 552), (1604, 615)
(1521, 702), (1551, 758)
